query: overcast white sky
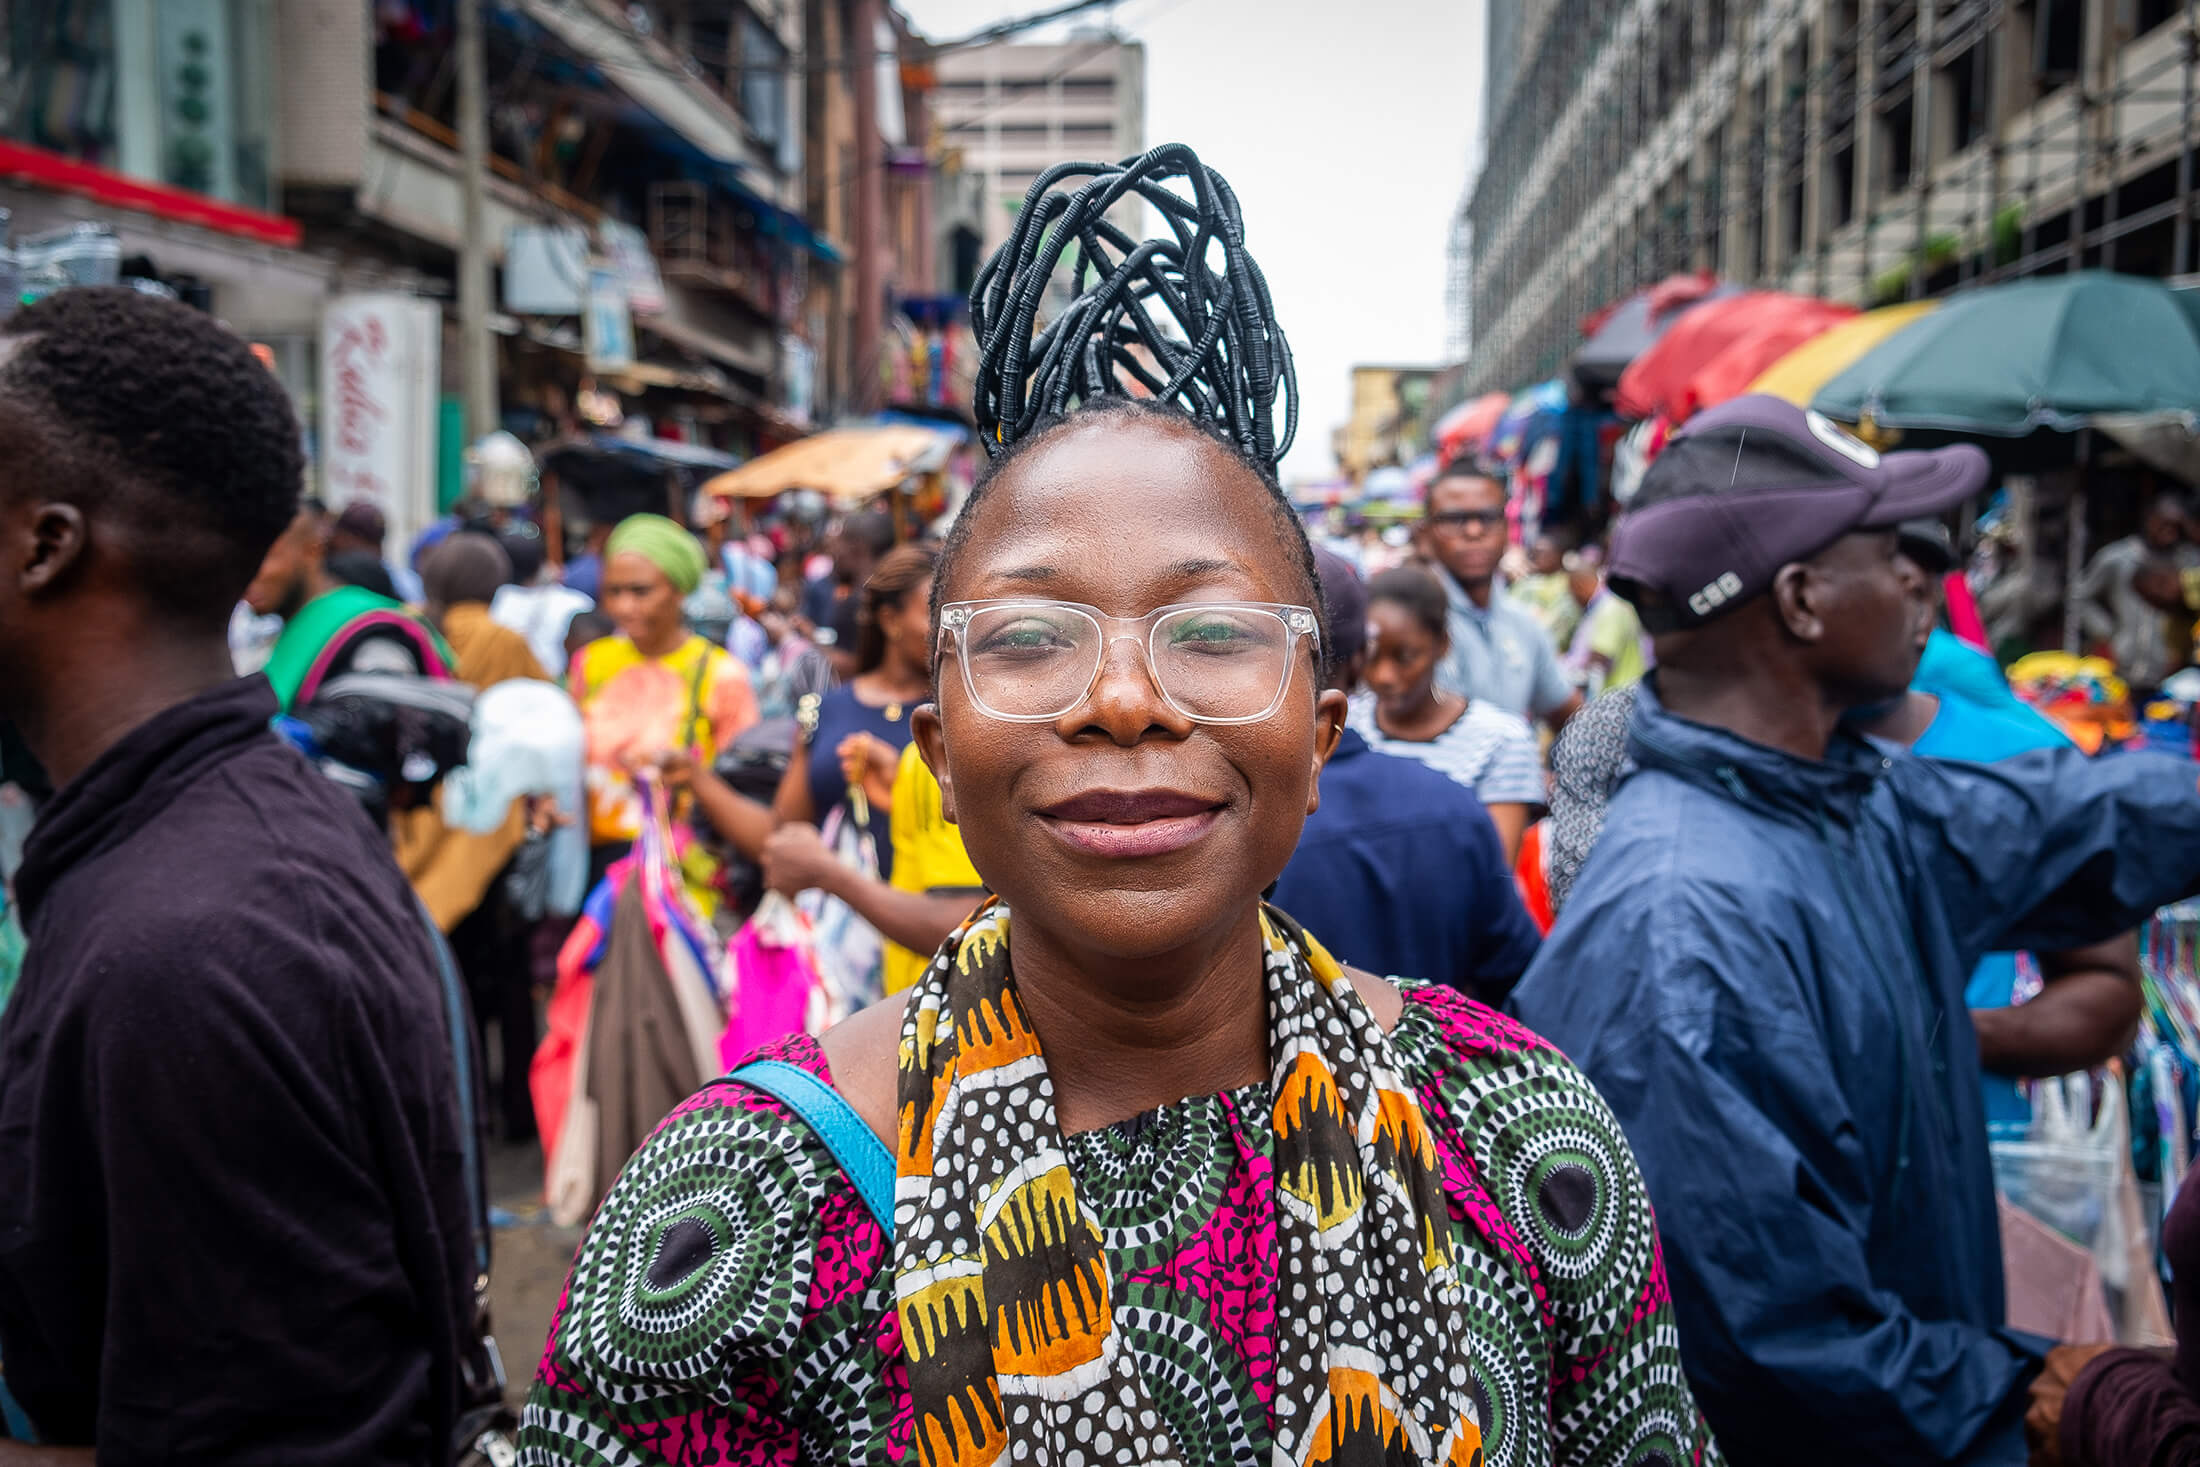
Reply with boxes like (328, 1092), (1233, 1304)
(898, 0), (1485, 484)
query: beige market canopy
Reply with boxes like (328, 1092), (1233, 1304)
(704, 425), (959, 500)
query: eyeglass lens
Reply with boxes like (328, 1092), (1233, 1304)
(960, 604), (1297, 720)
(1431, 510), (1504, 530)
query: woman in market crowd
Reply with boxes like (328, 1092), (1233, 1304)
(681, 544), (936, 890)
(519, 144), (1716, 1467)
(1352, 564), (1545, 861)
(569, 513), (759, 887)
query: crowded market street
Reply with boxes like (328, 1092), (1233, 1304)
(6, 0), (2200, 1464)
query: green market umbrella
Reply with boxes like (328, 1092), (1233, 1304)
(1813, 272), (2200, 437)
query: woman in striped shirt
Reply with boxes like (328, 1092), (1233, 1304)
(1352, 565), (1545, 861)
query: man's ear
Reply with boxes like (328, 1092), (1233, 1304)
(912, 702), (953, 824)
(1770, 562), (1823, 644)
(19, 503), (87, 597)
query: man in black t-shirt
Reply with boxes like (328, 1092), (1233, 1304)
(0, 288), (473, 1465)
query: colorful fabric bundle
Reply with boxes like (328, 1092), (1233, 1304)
(532, 778), (731, 1225)
(2007, 652), (2140, 754)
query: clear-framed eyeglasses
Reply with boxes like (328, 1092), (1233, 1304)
(936, 599), (1323, 725)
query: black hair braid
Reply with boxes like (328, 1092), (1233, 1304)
(971, 143), (1296, 468)
(938, 145), (1324, 666)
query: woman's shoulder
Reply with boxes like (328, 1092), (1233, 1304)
(1396, 981), (1621, 1137)
(543, 1032), (888, 1367)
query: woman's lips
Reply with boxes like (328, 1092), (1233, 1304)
(1036, 789), (1225, 860)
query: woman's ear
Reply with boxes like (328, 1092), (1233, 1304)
(912, 702), (952, 823)
(1307, 688), (1348, 815)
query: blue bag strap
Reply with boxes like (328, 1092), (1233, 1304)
(731, 1060), (895, 1238)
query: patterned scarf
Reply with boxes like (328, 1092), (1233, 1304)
(893, 899), (1485, 1466)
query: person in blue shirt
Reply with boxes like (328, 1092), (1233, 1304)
(1860, 521), (2139, 1139)
(1418, 466), (1581, 731)
(1272, 550), (1541, 1004)
(1511, 397), (2200, 1467)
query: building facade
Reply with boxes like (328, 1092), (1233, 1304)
(0, 0), (953, 544)
(1335, 365), (1440, 484)
(1458, 0), (2200, 392)
(930, 35), (1147, 262)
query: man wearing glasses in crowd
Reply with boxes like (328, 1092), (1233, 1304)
(1420, 466), (1582, 732)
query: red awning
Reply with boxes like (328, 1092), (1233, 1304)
(1614, 292), (1857, 423)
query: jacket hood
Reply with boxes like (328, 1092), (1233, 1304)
(1627, 676), (1889, 827)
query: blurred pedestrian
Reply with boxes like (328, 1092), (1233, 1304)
(245, 504), (452, 711)
(329, 498), (425, 604)
(490, 523), (594, 678)
(799, 510), (895, 681)
(570, 514), (758, 888)
(2074, 491), (2195, 692)
(0, 287), (474, 1462)
(1512, 396), (2200, 1467)
(1418, 464), (1580, 730)
(1273, 550), (1542, 1003)
(1352, 564), (1544, 861)
(1562, 547), (1647, 696)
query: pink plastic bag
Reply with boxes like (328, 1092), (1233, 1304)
(718, 893), (836, 1066)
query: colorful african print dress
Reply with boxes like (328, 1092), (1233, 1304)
(519, 979), (1718, 1467)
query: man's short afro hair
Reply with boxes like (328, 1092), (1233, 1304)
(0, 286), (305, 623)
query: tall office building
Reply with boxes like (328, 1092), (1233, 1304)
(932, 35), (1148, 268)
(1452, 0), (2200, 392)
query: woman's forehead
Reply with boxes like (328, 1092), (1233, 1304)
(954, 422), (1297, 606)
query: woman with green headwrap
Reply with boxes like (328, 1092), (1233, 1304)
(571, 514), (759, 880)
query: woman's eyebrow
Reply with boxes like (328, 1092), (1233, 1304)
(997, 564), (1058, 584)
(1170, 557), (1239, 579)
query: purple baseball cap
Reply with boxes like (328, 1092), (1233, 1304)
(1608, 394), (1989, 631)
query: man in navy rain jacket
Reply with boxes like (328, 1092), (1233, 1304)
(1510, 396), (2200, 1467)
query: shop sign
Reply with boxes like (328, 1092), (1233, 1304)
(598, 218), (666, 316)
(319, 293), (441, 559)
(585, 269), (635, 373)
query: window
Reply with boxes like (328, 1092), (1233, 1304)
(1, 0), (274, 209)
(1941, 42), (1992, 155)
(739, 12), (794, 170)
(1829, 143), (1856, 227)
(1880, 90), (1916, 193)
(2034, 0), (2084, 85)
(1059, 76), (1114, 97)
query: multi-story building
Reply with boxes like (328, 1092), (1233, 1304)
(0, 0), (955, 545)
(1457, 0), (2200, 392)
(930, 35), (1146, 264)
(1335, 365), (1440, 485)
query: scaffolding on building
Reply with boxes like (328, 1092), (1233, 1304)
(1451, 0), (2200, 399)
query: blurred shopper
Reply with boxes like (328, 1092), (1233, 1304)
(397, 533), (553, 1140)
(1352, 564), (1544, 861)
(799, 510), (895, 680)
(0, 287), (472, 1463)
(689, 546), (936, 886)
(329, 498), (425, 604)
(1274, 550), (1541, 1003)
(1512, 397), (2200, 1467)
(571, 514), (758, 885)
(246, 504), (452, 711)
(2075, 492), (2196, 693)
(1418, 464), (1579, 729)
(1511, 531), (1582, 648)
(1563, 547), (1648, 695)
(491, 524), (594, 678)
